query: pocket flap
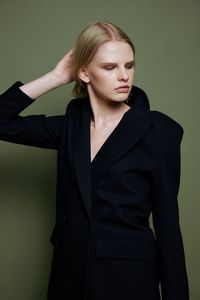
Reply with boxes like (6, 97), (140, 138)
(95, 237), (156, 261)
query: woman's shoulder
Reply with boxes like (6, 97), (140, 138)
(129, 86), (184, 136)
(148, 109), (184, 134)
(65, 97), (85, 114)
(143, 110), (184, 149)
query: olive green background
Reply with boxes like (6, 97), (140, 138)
(0, 0), (199, 299)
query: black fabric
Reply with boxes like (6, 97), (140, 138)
(0, 83), (189, 300)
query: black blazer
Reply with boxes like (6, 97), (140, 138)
(0, 82), (189, 300)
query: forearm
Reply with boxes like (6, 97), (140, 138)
(19, 71), (64, 100)
(0, 82), (64, 149)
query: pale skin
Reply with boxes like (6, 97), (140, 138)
(20, 40), (135, 162)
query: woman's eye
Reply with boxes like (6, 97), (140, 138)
(103, 66), (115, 70)
(126, 63), (133, 69)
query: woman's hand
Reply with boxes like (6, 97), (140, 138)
(19, 49), (75, 99)
(51, 48), (74, 85)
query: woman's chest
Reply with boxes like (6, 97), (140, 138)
(90, 118), (125, 163)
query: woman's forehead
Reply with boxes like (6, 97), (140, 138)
(93, 40), (134, 63)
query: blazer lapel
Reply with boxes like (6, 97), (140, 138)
(91, 108), (154, 183)
(72, 92), (153, 221)
(73, 99), (92, 222)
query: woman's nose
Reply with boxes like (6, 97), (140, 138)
(118, 68), (129, 81)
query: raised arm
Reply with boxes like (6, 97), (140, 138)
(0, 49), (74, 150)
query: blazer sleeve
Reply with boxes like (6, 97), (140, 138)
(0, 82), (65, 150)
(152, 127), (189, 300)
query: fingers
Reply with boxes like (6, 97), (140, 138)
(64, 48), (74, 59)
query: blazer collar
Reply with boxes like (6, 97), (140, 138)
(72, 88), (153, 221)
(91, 107), (153, 182)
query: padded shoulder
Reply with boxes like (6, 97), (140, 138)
(149, 110), (184, 134)
(146, 110), (184, 154)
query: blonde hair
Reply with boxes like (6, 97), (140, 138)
(72, 21), (135, 98)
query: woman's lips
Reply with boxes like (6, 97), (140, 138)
(115, 86), (129, 93)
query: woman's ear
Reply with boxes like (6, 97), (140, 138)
(78, 67), (90, 83)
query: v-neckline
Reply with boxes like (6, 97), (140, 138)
(90, 105), (132, 164)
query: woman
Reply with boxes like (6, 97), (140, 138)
(0, 22), (189, 300)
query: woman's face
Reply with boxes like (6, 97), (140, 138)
(79, 40), (135, 105)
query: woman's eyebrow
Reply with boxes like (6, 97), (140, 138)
(100, 60), (135, 65)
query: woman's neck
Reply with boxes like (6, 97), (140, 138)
(89, 96), (130, 127)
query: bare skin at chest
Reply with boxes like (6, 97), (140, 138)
(90, 106), (130, 162)
(90, 122), (117, 162)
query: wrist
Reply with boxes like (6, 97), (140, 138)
(48, 70), (67, 87)
(19, 71), (65, 99)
